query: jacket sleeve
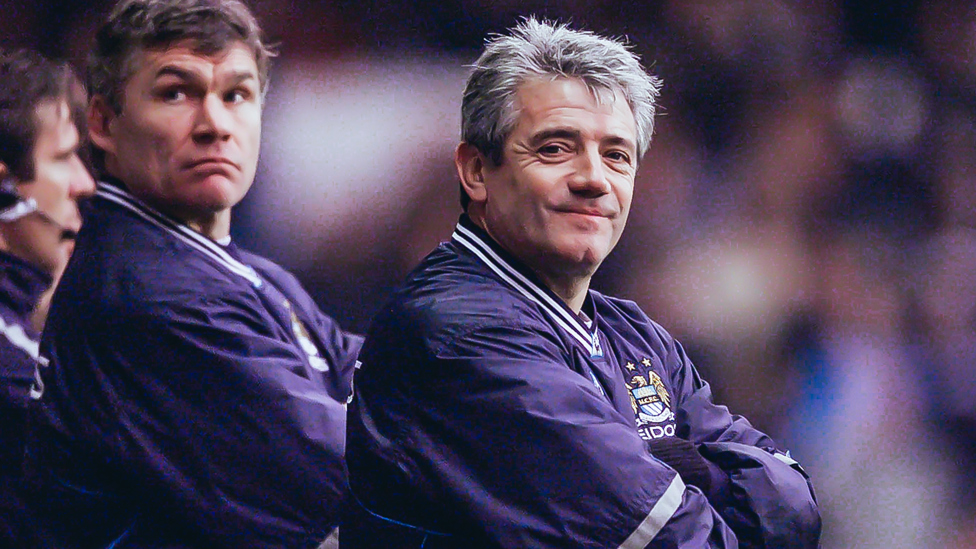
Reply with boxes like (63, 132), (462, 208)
(247, 255), (363, 401)
(301, 301), (363, 402)
(347, 319), (739, 549)
(28, 290), (348, 549)
(661, 329), (822, 549)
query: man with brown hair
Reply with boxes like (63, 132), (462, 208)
(0, 47), (95, 549)
(24, 1), (359, 547)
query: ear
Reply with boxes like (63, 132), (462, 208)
(87, 95), (118, 157)
(454, 142), (489, 206)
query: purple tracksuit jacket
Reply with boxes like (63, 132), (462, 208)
(24, 181), (362, 548)
(343, 214), (821, 548)
(0, 251), (50, 548)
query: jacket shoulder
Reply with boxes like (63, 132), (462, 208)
(63, 204), (253, 317)
(414, 246), (538, 323)
(593, 291), (676, 350)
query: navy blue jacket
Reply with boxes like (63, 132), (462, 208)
(0, 251), (50, 548)
(343, 215), (820, 548)
(25, 182), (362, 548)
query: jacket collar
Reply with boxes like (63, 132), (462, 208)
(451, 214), (603, 357)
(95, 179), (263, 288)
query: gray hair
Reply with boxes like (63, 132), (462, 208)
(461, 17), (662, 169)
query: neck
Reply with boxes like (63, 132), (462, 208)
(184, 210), (231, 240)
(470, 210), (592, 314)
(143, 199), (231, 240)
(103, 173), (231, 241)
(535, 270), (590, 313)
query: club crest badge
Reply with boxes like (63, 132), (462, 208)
(626, 369), (672, 424)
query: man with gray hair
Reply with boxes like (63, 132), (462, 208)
(344, 18), (821, 548)
(24, 0), (360, 547)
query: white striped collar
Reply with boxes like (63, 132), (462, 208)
(451, 216), (602, 357)
(96, 182), (263, 288)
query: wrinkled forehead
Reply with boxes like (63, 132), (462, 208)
(121, 38), (260, 88)
(508, 77), (637, 137)
(506, 76), (635, 129)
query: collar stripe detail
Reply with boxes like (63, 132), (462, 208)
(96, 183), (263, 287)
(453, 224), (597, 353)
(453, 230), (588, 348)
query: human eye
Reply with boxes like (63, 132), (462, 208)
(605, 150), (632, 164)
(225, 89), (245, 104)
(537, 141), (572, 158)
(225, 84), (256, 105)
(155, 85), (188, 103)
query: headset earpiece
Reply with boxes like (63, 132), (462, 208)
(0, 177), (75, 238)
(0, 177), (40, 223)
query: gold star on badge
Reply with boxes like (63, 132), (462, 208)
(641, 358), (652, 367)
(625, 361), (635, 371)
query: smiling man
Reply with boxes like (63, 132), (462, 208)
(24, 1), (360, 548)
(0, 48), (95, 549)
(344, 19), (821, 548)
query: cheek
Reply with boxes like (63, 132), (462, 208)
(127, 113), (186, 159)
(28, 169), (68, 205)
(241, 110), (262, 146)
(616, 176), (635, 210)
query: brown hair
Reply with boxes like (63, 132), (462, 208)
(0, 49), (86, 181)
(89, 0), (275, 114)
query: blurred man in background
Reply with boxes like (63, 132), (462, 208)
(24, 1), (360, 547)
(344, 18), (820, 548)
(0, 47), (95, 548)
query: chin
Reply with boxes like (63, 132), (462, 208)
(185, 179), (248, 209)
(563, 236), (611, 264)
(549, 247), (606, 277)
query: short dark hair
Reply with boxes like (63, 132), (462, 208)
(0, 49), (86, 181)
(459, 18), (662, 210)
(89, 0), (275, 114)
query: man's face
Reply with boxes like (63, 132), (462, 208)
(98, 41), (262, 235)
(480, 77), (638, 282)
(6, 99), (94, 276)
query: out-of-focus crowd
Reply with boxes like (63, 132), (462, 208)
(6, 1), (974, 546)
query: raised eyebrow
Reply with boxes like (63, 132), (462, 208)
(154, 65), (201, 84)
(153, 67), (258, 88)
(225, 70), (259, 87)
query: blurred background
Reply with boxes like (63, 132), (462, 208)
(4, 0), (975, 546)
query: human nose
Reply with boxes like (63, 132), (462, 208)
(569, 147), (611, 197)
(193, 94), (233, 143)
(69, 155), (95, 199)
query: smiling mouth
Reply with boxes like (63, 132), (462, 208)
(558, 208), (612, 219)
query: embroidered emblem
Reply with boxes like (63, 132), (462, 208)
(624, 358), (676, 440)
(626, 369), (672, 424)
